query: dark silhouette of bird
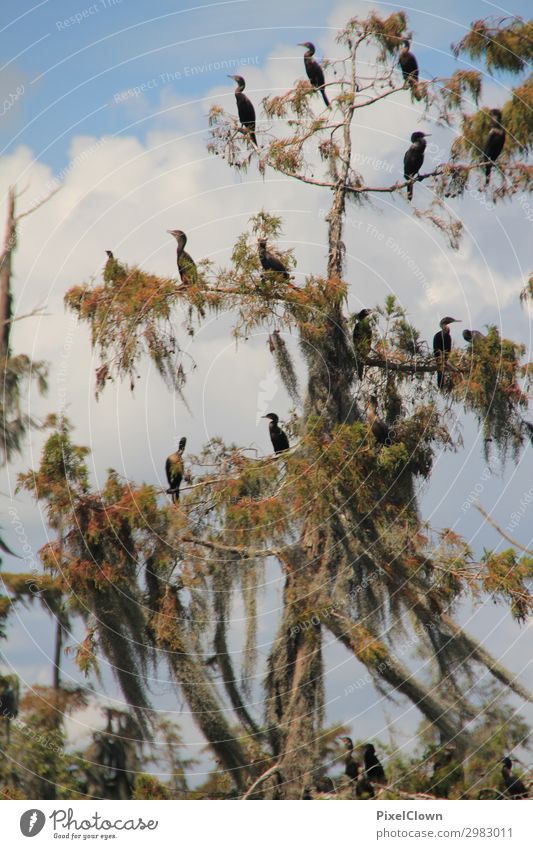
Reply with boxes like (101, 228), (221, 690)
(103, 250), (126, 285)
(399, 39), (419, 90)
(364, 743), (386, 784)
(502, 757), (528, 799)
(462, 328), (485, 343)
(352, 308), (373, 380)
(167, 229), (198, 288)
(367, 397), (392, 446)
(433, 316), (460, 389)
(228, 75), (257, 146)
(313, 775), (335, 794)
(257, 238), (290, 280)
(298, 42), (330, 107)
(165, 437), (186, 503)
(483, 108), (505, 185)
(262, 413), (289, 454)
(340, 738), (374, 797)
(339, 737), (359, 781)
(403, 131), (430, 200)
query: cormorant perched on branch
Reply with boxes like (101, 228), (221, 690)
(298, 42), (330, 107)
(399, 39), (419, 89)
(483, 109), (505, 185)
(352, 308), (373, 380)
(262, 413), (289, 453)
(502, 757), (528, 799)
(364, 743), (386, 784)
(339, 738), (375, 797)
(403, 131), (430, 201)
(433, 316), (460, 389)
(165, 437), (186, 503)
(367, 397), (392, 446)
(463, 328), (485, 343)
(167, 229), (198, 288)
(257, 238), (290, 280)
(104, 250), (125, 285)
(228, 75), (257, 146)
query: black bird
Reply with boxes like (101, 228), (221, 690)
(483, 108), (505, 185)
(165, 437), (186, 503)
(367, 397), (392, 446)
(339, 737), (359, 781)
(399, 39), (419, 89)
(462, 328), (485, 343)
(228, 75), (257, 147)
(403, 131), (430, 201)
(364, 743), (386, 784)
(262, 413), (289, 454)
(340, 738), (374, 797)
(104, 250), (125, 285)
(167, 229), (198, 288)
(433, 316), (460, 389)
(502, 757), (528, 799)
(298, 42), (330, 107)
(257, 238), (290, 280)
(352, 308), (373, 380)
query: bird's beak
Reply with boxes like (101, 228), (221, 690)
(297, 43), (306, 47)
(423, 133), (432, 137)
(227, 75), (235, 79)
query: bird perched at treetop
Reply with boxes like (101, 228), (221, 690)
(363, 743), (386, 784)
(257, 238), (290, 281)
(502, 757), (528, 799)
(462, 328), (485, 343)
(399, 39), (419, 96)
(262, 413), (289, 454)
(403, 131), (430, 201)
(165, 437), (186, 503)
(167, 230), (198, 288)
(352, 308), (373, 380)
(298, 42), (330, 107)
(433, 316), (460, 390)
(483, 109), (506, 186)
(103, 250), (126, 285)
(339, 737), (375, 797)
(228, 75), (257, 147)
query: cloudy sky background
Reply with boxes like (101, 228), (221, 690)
(1, 0), (532, 782)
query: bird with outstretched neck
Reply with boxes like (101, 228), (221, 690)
(352, 308), (373, 380)
(262, 413), (289, 454)
(433, 316), (460, 389)
(167, 229), (198, 288)
(366, 396), (392, 446)
(399, 39), (419, 90)
(257, 238), (290, 280)
(228, 75), (257, 147)
(403, 131), (430, 200)
(165, 437), (186, 503)
(502, 757), (528, 799)
(298, 42), (330, 107)
(363, 743), (386, 784)
(483, 109), (505, 185)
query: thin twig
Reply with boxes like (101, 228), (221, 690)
(476, 504), (533, 555)
(241, 763), (281, 800)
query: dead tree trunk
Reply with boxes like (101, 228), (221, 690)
(0, 187), (16, 358)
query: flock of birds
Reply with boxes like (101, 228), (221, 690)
(304, 739), (528, 799)
(225, 39), (506, 197)
(101, 38), (503, 499)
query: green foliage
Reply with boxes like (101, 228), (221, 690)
(0, 355), (47, 465)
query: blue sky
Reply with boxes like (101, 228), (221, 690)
(1, 0), (532, 783)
